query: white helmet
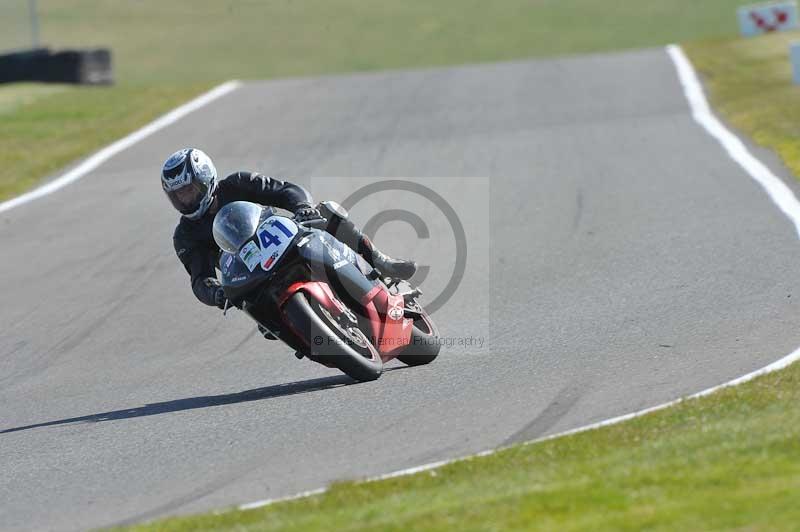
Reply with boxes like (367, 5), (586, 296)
(161, 148), (218, 220)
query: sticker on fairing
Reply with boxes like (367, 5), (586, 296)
(256, 216), (299, 271)
(239, 240), (262, 272)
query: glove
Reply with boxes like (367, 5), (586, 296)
(213, 286), (227, 309)
(199, 277), (227, 309)
(294, 202), (324, 223)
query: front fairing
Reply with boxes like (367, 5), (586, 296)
(216, 205), (310, 301)
(219, 247), (270, 301)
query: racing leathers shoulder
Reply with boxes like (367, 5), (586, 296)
(173, 172), (313, 307)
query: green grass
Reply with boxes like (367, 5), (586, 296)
(0, 83), (68, 115)
(2, 0), (752, 201)
(119, 361), (800, 531)
(0, 84), (210, 200)
(36, 0), (751, 84)
(685, 31), (800, 179)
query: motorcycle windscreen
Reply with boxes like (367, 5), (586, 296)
(212, 201), (264, 254)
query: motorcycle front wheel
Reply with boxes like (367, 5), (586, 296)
(283, 292), (383, 382)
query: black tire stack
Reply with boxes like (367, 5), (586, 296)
(0, 47), (113, 85)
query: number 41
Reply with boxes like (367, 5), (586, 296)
(259, 220), (293, 249)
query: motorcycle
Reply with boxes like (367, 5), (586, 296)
(212, 201), (440, 382)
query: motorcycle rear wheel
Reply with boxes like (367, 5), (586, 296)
(283, 292), (383, 382)
(397, 301), (440, 367)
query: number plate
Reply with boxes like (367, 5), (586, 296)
(256, 216), (299, 271)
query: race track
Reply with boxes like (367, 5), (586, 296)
(3, 48), (800, 531)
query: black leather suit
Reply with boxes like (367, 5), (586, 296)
(173, 172), (313, 306)
(173, 171), (377, 307)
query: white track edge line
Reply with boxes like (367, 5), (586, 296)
(666, 44), (800, 237)
(237, 44), (800, 512)
(0, 80), (242, 215)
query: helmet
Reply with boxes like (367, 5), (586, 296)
(161, 148), (218, 220)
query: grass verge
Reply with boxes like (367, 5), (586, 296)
(120, 361), (800, 531)
(0, 84), (210, 200)
(2, 0), (750, 202)
(35, 0), (750, 84)
(685, 31), (800, 179)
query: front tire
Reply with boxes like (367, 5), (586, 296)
(283, 292), (383, 382)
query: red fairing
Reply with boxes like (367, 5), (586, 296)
(362, 287), (413, 359)
(280, 280), (412, 362)
(279, 281), (340, 313)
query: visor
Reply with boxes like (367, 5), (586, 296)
(166, 179), (209, 215)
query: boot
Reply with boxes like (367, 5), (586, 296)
(354, 233), (416, 280)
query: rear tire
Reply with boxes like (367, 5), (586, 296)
(397, 304), (440, 367)
(283, 292), (383, 382)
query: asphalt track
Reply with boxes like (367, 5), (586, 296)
(3, 48), (800, 531)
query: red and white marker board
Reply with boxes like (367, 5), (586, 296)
(738, 1), (799, 36)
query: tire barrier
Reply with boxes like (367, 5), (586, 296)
(0, 47), (113, 85)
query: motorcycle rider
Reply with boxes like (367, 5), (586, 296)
(163, 147), (417, 314)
